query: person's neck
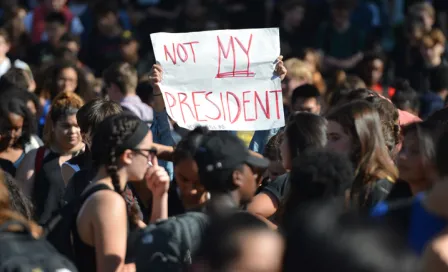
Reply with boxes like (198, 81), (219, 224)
(51, 142), (84, 155)
(181, 192), (209, 210)
(93, 166), (127, 192)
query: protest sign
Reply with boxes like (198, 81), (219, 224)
(150, 28), (284, 131)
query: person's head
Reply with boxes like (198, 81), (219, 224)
(45, 12), (67, 46)
(172, 126), (210, 208)
(398, 121), (443, 193)
(76, 99), (123, 148)
(392, 80), (420, 116)
(59, 33), (81, 57)
(283, 200), (420, 272)
(0, 88), (40, 118)
(263, 130), (286, 181)
(281, 150), (354, 225)
(44, 91), (84, 151)
(409, 1), (435, 31)
(281, 0), (305, 28)
(330, 0), (354, 28)
(358, 52), (386, 87)
(328, 87), (378, 110)
(405, 16), (426, 43)
(94, 3), (119, 34)
(194, 132), (269, 206)
(43, 0), (67, 12)
(290, 84), (321, 114)
(0, 28), (11, 58)
(196, 212), (284, 272)
(283, 58), (313, 101)
(91, 112), (154, 191)
(103, 62), (138, 102)
(43, 61), (91, 101)
(0, 67), (30, 91)
(281, 112), (328, 170)
(0, 97), (35, 150)
(420, 29), (445, 65)
(136, 79), (155, 107)
(119, 31), (140, 65)
(326, 101), (398, 201)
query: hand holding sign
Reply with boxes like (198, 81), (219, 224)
(151, 28), (284, 131)
(149, 64), (163, 88)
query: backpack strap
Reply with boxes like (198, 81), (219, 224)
(34, 146), (46, 176)
(43, 184), (112, 237)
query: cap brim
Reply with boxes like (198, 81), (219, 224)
(245, 154), (270, 169)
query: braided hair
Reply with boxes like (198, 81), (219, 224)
(91, 113), (145, 227)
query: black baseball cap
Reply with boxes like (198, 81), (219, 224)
(194, 132), (269, 191)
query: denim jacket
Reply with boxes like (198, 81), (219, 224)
(151, 110), (175, 180)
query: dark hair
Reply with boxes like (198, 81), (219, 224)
(2, 171), (33, 219)
(0, 68), (29, 91)
(103, 62), (138, 95)
(291, 84), (321, 106)
(0, 97), (35, 149)
(392, 81), (420, 114)
(280, 150), (354, 225)
(404, 121), (447, 166)
(172, 126), (209, 165)
(45, 11), (66, 25)
(283, 200), (420, 272)
(326, 100), (398, 206)
(94, 2), (119, 19)
(197, 212), (275, 271)
(76, 99), (123, 135)
(263, 130), (284, 161)
(136, 80), (154, 106)
(91, 113), (145, 227)
(285, 112), (328, 161)
(436, 127), (448, 177)
(42, 61), (93, 102)
(429, 66), (448, 92)
(427, 107), (448, 124)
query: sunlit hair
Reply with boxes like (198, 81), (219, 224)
(0, 170), (41, 238)
(326, 101), (398, 205)
(43, 91), (84, 146)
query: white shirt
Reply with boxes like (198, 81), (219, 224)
(23, 11), (84, 42)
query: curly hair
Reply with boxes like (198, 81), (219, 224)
(91, 113), (145, 227)
(263, 130), (284, 162)
(43, 91), (84, 146)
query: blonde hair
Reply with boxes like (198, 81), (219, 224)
(43, 91), (84, 146)
(422, 28), (446, 48)
(410, 2), (435, 20)
(0, 170), (42, 238)
(284, 58), (313, 83)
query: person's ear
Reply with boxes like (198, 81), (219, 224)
(121, 149), (134, 166)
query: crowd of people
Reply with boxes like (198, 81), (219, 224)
(2, 0), (448, 271)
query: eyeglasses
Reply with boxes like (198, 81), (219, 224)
(131, 148), (157, 159)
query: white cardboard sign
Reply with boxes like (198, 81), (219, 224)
(150, 28), (284, 131)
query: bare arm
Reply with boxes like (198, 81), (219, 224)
(15, 148), (39, 198)
(91, 192), (129, 272)
(149, 64), (165, 113)
(247, 192), (279, 219)
(152, 143), (174, 162)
